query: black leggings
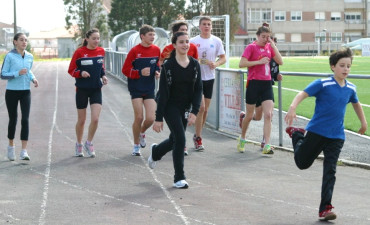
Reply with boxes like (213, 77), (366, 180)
(152, 105), (188, 183)
(292, 131), (343, 212)
(5, 90), (31, 141)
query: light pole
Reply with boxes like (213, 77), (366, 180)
(13, 0), (17, 34)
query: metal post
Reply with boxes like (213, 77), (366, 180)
(13, 0), (17, 34)
(278, 80), (283, 146)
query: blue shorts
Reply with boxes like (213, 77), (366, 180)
(131, 92), (155, 100)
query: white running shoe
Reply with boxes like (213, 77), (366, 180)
(139, 133), (146, 148)
(173, 180), (189, 189)
(20, 150), (30, 160)
(148, 143), (157, 169)
(132, 144), (141, 156)
(7, 145), (15, 161)
(75, 143), (84, 157)
(84, 141), (96, 158)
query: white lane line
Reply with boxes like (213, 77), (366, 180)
(29, 168), (215, 225)
(38, 62), (58, 225)
(104, 96), (190, 225)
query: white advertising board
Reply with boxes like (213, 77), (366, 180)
(219, 71), (243, 133)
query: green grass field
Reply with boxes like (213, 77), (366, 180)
(228, 56), (370, 136)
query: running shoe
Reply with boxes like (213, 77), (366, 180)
(262, 144), (274, 154)
(173, 180), (189, 189)
(319, 205), (336, 221)
(132, 144), (141, 156)
(84, 141), (96, 158)
(285, 127), (306, 138)
(7, 145), (15, 161)
(184, 146), (188, 156)
(139, 133), (146, 148)
(239, 111), (245, 128)
(237, 136), (247, 153)
(75, 143), (84, 157)
(148, 143), (157, 169)
(193, 136), (204, 151)
(20, 150), (30, 160)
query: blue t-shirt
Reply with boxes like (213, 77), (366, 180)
(304, 76), (358, 140)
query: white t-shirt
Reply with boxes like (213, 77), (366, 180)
(190, 35), (225, 81)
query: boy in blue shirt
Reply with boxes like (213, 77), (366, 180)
(285, 48), (367, 221)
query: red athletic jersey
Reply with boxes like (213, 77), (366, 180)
(159, 43), (198, 62)
(122, 44), (160, 80)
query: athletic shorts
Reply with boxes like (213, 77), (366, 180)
(76, 88), (102, 109)
(202, 79), (214, 99)
(131, 92), (155, 100)
(245, 80), (274, 105)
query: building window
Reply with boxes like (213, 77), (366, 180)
(331, 12), (341, 21)
(274, 33), (285, 42)
(315, 12), (325, 20)
(331, 32), (342, 42)
(315, 32), (327, 42)
(345, 12), (361, 23)
(291, 11), (302, 21)
(274, 11), (286, 21)
(344, 0), (362, 2)
(291, 34), (301, 42)
(248, 8), (272, 24)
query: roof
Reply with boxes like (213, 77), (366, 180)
(0, 22), (14, 29)
(235, 26), (248, 35)
(28, 26), (77, 39)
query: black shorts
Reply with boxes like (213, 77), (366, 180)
(202, 79), (214, 99)
(245, 80), (274, 105)
(131, 92), (155, 100)
(76, 88), (102, 109)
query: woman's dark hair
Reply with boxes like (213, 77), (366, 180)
(169, 31), (188, 59)
(329, 48), (353, 67)
(256, 23), (271, 36)
(82, 28), (99, 46)
(171, 21), (188, 34)
(13, 33), (27, 45)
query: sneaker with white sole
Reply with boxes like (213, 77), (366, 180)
(262, 144), (274, 154)
(75, 143), (84, 157)
(193, 135), (204, 151)
(148, 143), (157, 169)
(84, 141), (96, 158)
(20, 150), (30, 160)
(173, 180), (189, 189)
(184, 146), (188, 156)
(139, 133), (146, 148)
(7, 145), (15, 161)
(237, 136), (247, 153)
(319, 205), (336, 221)
(132, 144), (141, 156)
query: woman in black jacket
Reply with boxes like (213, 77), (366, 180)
(148, 32), (202, 189)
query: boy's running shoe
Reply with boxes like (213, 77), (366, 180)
(262, 144), (274, 154)
(75, 143), (84, 157)
(20, 150), (30, 160)
(184, 146), (188, 156)
(239, 111), (245, 128)
(319, 205), (336, 221)
(84, 141), (96, 158)
(237, 136), (247, 153)
(285, 127), (306, 138)
(173, 180), (189, 189)
(139, 133), (146, 148)
(193, 135), (204, 151)
(132, 144), (141, 156)
(148, 143), (157, 169)
(7, 145), (15, 161)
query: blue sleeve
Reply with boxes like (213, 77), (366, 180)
(1, 54), (19, 79)
(304, 79), (322, 97)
